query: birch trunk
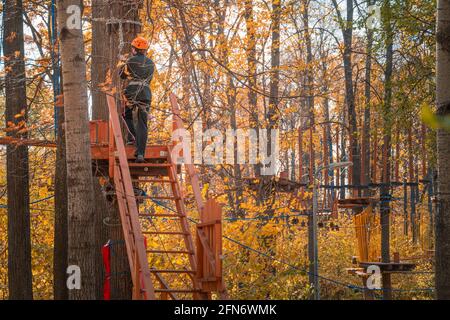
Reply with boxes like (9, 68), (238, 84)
(58, 0), (96, 299)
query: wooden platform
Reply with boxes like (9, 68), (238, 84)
(338, 197), (378, 209)
(358, 261), (416, 274)
(91, 144), (170, 161)
(91, 145), (176, 177)
(90, 120), (180, 177)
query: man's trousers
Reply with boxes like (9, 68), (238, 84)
(124, 102), (149, 157)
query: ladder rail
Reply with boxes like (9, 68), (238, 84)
(113, 164), (136, 272)
(106, 93), (155, 300)
(99, 92), (223, 300)
(166, 149), (202, 296)
(170, 94), (204, 213)
(169, 94), (226, 299)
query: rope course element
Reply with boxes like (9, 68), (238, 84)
(148, 198), (434, 295)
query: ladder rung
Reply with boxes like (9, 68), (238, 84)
(147, 250), (194, 254)
(155, 289), (199, 293)
(132, 179), (175, 183)
(150, 269), (196, 274)
(128, 163), (171, 168)
(143, 231), (188, 235)
(136, 196), (181, 200)
(139, 213), (184, 218)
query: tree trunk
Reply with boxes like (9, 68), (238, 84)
(92, 0), (109, 120)
(256, 0), (281, 203)
(54, 101), (68, 300)
(380, 0), (394, 300)
(104, 0), (143, 298)
(3, 0), (33, 300)
(58, 0), (97, 300)
(362, 0), (374, 197)
(301, 0), (317, 296)
(435, 0), (450, 300)
(267, 0), (280, 172)
(90, 0), (112, 300)
(244, 0), (260, 177)
(332, 0), (361, 196)
(51, 0), (68, 300)
(216, 0), (244, 216)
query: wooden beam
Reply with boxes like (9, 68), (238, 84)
(0, 137), (56, 148)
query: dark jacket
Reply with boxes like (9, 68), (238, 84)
(120, 53), (155, 103)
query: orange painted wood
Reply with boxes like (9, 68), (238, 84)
(170, 94), (204, 212)
(197, 229), (217, 270)
(139, 213), (184, 218)
(90, 120), (109, 145)
(95, 92), (224, 300)
(166, 150), (199, 272)
(91, 145), (169, 160)
(106, 93), (155, 300)
(137, 143), (201, 299)
(150, 269), (196, 274)
(108, 120), (114, 178)
(155, 289), (200, 293)
(154, 273), (177, 300)
(147, 250), (193, 254)
(196, 199), (223, 293)
(113, 163), (136, 271)
(143, 231), (189, 235)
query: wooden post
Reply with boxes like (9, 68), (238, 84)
(106, 94), (155, 299)
(373, 126), (378, 184)
(403, 180), (409, 236)
(394, 127), (400, 183)
(421, 124), (427, 179)
(336, 127), (340, 190)
(170, 94), (203, 212)
(408, 127), (417, 243)
(299, 127), (304, 199)
(196, 199), (224, 298)
(323, 126), (329, 209)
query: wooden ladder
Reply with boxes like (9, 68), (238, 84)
(130, 147), (203, 299)
(106, 93), (154, 299)
(105, 93), (204, 299)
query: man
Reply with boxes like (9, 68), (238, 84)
(119, 36), (155, 163)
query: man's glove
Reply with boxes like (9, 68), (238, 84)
(117, 54), (128, 68)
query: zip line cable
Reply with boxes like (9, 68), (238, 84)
(148, 199), (433, 294)
(0, 190), (432, 294)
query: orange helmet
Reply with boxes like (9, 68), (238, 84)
(131, 37), (149, 50)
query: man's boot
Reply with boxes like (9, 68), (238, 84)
(136, 154), (145, 163)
